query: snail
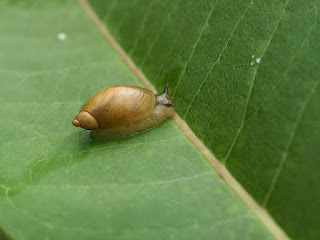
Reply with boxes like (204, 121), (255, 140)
(72, 84), (174, 139)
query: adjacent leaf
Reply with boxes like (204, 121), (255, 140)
(0, 1), (274, 239)
(88, 0), (320, 239)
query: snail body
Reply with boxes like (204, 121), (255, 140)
(72, 85), (174, 139)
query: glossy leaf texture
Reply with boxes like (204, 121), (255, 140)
(0, 1), (274, 240)
(88, 0), (320, 239)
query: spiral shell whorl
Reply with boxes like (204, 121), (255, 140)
(72, 111), (99, 130)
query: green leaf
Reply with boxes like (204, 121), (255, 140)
(87, 0), (320, 239)
(0, 1), (275, 239)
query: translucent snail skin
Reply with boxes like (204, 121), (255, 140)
(72, 84), (174, 139)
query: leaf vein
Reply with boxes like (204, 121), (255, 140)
(244, 3), (319, 126)
(154, 20), (186, 87)
(26, 171), (213, 188)
(128, 0), (155, 56)
(140, 0), (180, 68)
(171, 0), (219, 98)
(183, 1), (254, 119)
(223, 0), (290, 164)
(263, 79), (320, 207)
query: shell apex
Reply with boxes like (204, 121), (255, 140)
(72, 111), (99, 130)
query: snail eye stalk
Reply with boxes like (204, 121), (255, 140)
(163, 84), (169, 94)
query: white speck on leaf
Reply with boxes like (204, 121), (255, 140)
(256, 58), (261, 63)
(251, 55), (255, 58)
(250, 62), (254, 66)
(57, 32), (67, 41)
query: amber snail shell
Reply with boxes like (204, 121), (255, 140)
(72, 84), (174, 139)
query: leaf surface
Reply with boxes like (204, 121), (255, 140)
(88, 0), (320, 239)
(0, 1), (274, 239)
